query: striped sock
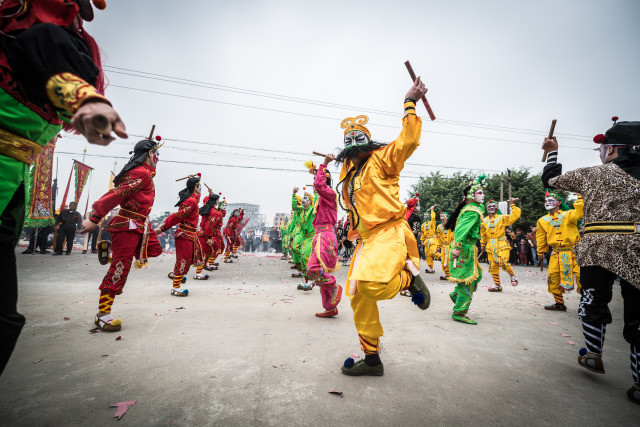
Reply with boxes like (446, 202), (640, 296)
(359, 334), (380, 354)
(195, 265), (203, 275)
(505, 265), (515, 276)
(631, 345), (639, 385)
(491, 273), (501, 285)
(224, 251), (230, 260)
(207, 256), (214, 265)
(233, 245), (239, 252)
(98, 291), (115, 314)
(582, 321), (606, 355)
(553, 294), (565, 305)
(173, 275), (184, 288)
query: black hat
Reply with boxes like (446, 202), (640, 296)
(176, 174), (201, 207)
(594, 119), (640, 146)
(113, 138), (160, 185)
(199, 193), (220, 216)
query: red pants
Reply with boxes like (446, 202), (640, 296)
(198, 233), (220, 264)
(224, 231), (237, 255)
(173, 235), (200, 275)
(99, 230), (162, 295)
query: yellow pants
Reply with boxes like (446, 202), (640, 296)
(350, 270), (411, 354)
(547, 248), (581, 304)
(487, 238), (514, 285)
(423, 237), (438, 268)
(439, 244), (451, 276)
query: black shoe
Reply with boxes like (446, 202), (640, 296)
(91, 250), (97, 254)
(52, 252), (63, 256)
(21, 249), (35, 254)
(65, 252), (71, 255)
(40, 250), (50, 254)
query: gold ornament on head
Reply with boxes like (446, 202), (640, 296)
(340, 115), (371, 140)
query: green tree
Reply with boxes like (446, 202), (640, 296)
(411, 168), (570, 231)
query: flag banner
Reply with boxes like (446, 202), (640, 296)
(25, 139), (57, 227)
(74, 160), (93, 205)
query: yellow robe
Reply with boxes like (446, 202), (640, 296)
(339, 113), (422, 293)
(480, 204), (521, 262)
(536, 196), (583, 292)
(436, 223), (455, 269)
(420, 209), (438, 261)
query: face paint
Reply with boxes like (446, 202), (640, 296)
(473, 189), (485, 204)
(440, 214), (448, 222)
(544, 197), (560, 211)
(344, 130), (370, 148)
(487, 203), (498, 214)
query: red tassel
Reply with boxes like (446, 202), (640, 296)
(593, 134), (606, 144)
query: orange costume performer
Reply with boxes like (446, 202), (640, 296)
(205, 198), (226, 270)
(223, 208), (243, 262)
(159, 174), (202, 296)
(91, 136), (164, 332)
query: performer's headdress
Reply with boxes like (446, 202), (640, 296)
(199, 192), (220, 216)
(304, 161), (317, 174)
(302, 188), (313, 206)
(175, 173), (201, 207)
(341, 115), (371, 148)
(445, 174), (487, 231)
(405, 193), (419, 221)
(466, 173), (487, 200)
(217, 197), (227, 211)
(113, 135), (163, 185)
(593, 117), (640, 150)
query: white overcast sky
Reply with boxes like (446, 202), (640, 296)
(57, 0), (640, 223)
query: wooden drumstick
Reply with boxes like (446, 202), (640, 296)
(404, 60), (436, 121)
(312, 151), (327, 157)
(542, 119), (557, 162)
(175, 174), (197, 182)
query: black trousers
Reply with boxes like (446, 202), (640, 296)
(54, 223), (76, 253)
(26, 226), (51, 252)
(0, 182), (26, 376)
(579, 265), (640, 348)
(88, 226), (100, 252)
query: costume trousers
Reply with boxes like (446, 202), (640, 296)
(578, 265), (640, 385)
(306, 230), (339, 309)
(99, 230), (162, 295)
(0, 179), (26, 376)
(350, 271), (411, 354)
(291, 232), (304, 264)
(453, 275), (482, 314)
(547, 249), (581, 303)
(197, 234), (214, 266)
(487, 243), (515, 285)
(440, 245), (451, 277)
(55, 223), (76, 253)
(173, 235), (196, 275)
(424, 237), (437, 268)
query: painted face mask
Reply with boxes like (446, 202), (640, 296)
(545, 197), (560, 211)
(487, 203), (498, 214)
(344, 130), (370, 148)
(473, 189), (485, 204)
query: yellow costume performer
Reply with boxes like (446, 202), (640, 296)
(536, 191), (583, 310)
(480, 199), (520, 291)
(420, 208), (438, 273)
(435, 212), (454, 280)
(338, 78), (431, 377)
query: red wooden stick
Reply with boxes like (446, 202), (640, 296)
(404, 61), (436, 121)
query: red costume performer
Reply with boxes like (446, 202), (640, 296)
(158, 175), (202, 295)
(223, 208), (243, 263)
(205, 198), (226, 269)
(233, 215), (250, 257)
(193, 191), (221, 279)
(88, 136), (163, 332)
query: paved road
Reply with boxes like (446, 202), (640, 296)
(0, 249), (637, 425)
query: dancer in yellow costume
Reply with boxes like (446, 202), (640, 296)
(436, 211), (454, 280)
(420, 206), (438, 273)
(338, 78), (431, 377)
(536, 190), (583, 310)
(480, 198), (520, 291)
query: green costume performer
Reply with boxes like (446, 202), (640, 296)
(290, 191), (305, 269)
(446, 175), (487, 325)
(298, 192), (317, 290)
(280, 219), (290, 257)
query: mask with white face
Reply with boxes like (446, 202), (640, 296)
(487, 203), (498, 214)
(344, 130), (370, 148)
(544, 197), (560, 211)
(473, 189), (485, 204)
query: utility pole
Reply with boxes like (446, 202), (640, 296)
(82, 145), (87, 163)
(507, 169), (512, 214)
(500, 173), (504, 202)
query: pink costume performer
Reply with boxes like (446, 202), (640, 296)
(306, 163), (342, 317)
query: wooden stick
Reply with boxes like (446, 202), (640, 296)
(204, 183), (211, 192)
(148, 124), (156, 141)
(91, 114), (111, 135)
(175, 174), (196, 182)
(541, 119), (557, 162)
(404, 61), (436, 121)
(312, 151), (327, 157)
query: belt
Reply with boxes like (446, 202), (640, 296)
(584, 221), (640, 235)
(0, 128), (45, 165)
(360, 217), (405, 241)
(315, 225), (334, 232)
(119, 209), (148, 221)
(178, 224), (197, 233)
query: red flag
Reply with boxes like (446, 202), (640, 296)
(74, 160), (93, 204)
(25, 139), (57, 227)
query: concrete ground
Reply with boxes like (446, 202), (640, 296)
(0, 247), (638, 426)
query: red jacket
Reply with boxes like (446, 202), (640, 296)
(90, 164), (155, 234)
(162, 194), (200, 233)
